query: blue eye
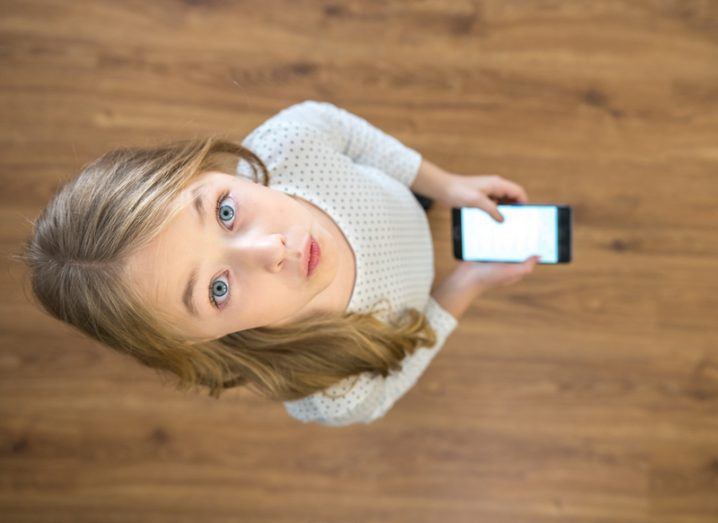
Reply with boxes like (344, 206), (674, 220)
(209, 271), (230, 309)
(215, 191), (235, 231)
(209, 191), (235, 309)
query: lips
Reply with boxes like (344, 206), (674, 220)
(308, 237), (321, 277)
(302, 235), (312, 277)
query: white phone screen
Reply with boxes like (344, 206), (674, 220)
(461, 205), (558, 263)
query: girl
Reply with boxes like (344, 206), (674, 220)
(20, 100), (538, 426)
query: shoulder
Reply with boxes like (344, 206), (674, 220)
(242, 100), (340, 147)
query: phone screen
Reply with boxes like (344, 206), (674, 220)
(461, 205), (558, 263)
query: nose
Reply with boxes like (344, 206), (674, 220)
(224, 232), (289, 272)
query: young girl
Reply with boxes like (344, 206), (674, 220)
(20, 100), (538, 426)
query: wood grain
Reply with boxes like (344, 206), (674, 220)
(1, 1), (717, 522)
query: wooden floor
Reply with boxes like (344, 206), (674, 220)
(1, 1), (717, 522)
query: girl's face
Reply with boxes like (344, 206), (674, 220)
(124, 170), (339, 343)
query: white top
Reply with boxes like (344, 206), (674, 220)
(236, 100), (459, 426)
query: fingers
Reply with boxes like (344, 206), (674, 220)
(503, 257), (538, 285)
(500, 256), (539, 272)
(510, 257), (537, 284)
(478, 193), (504, 222)
(523, 255), (540, 270)
(487, 176), (529, 203)
(491, 203), (504, 223)
(513, 256), (538, 274)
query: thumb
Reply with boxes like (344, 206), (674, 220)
(522, 255), (540, 270)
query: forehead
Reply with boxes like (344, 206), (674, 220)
(122, 173), (218, 309)
(175, 170), (239, 206)
(124, 199), (193, 308)
(124, 170), (258, 311)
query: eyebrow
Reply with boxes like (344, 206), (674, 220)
(182, 184), (207, 317)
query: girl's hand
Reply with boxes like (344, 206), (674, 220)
(431, 255), (539, 321)
(455, 255), (540, 295)
(433, 172), (538, 300)
(437, 173), (529, 222)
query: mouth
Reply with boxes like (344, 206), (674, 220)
(302, 235), (312, 278)
(306, 235), (321, 278)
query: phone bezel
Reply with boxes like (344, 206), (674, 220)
(452, 204), (572, 264)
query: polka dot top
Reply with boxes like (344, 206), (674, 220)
(236, 100), (459, 426)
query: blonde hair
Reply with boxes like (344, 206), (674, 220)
(17, 136), (437, 401)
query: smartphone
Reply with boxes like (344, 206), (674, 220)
(452, 204), (572, 264)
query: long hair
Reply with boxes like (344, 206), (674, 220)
(17, 136), (438, 401)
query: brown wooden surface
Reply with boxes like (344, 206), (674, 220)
(1, 1), (717, 522)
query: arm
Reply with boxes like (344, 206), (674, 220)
(429, 266), (485, 321)
(410, 157), (454, 201)
(270, 100), (424, 188)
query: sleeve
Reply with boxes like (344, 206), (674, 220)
(283, 296), (459, 427)
(268, 99), (423, 188)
